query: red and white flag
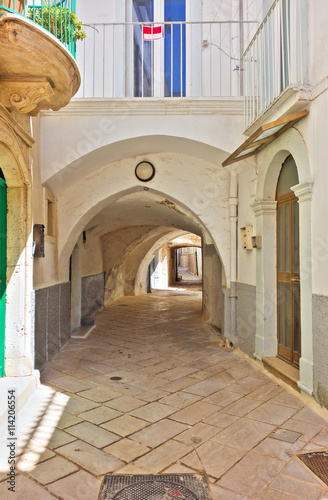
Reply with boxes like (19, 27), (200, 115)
(142, 25), (164, 41)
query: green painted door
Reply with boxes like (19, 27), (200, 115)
(0, 178), (6, 377)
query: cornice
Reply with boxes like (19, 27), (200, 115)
(251, 200), (277, 216)
(39, 97), (245, 117)
(291, 180), (314, 202)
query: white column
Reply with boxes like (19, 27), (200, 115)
(251, 200), (277, 359)
(292, 180), (314, 396)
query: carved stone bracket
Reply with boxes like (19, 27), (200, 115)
(0, 77), (54, 114)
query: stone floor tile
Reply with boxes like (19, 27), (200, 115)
(130, 402), (176, 422)
(17, 448), (56, 471)
(135, 439), (193, 473)
(257, 489), (303, 499)
(246, 402), (298, 425)
(25, 455), (78, 484)
(49, 375), (96, 393)
(46, 428), (77, 450)
(246, 383), (284, 402)
(183, 379), (227, 397)
(101, 414), (149, 436)
(131, 376), (171, 390)
(221, 397), (262, 417)
(187, 441), (244, 479)
(163, 366), (199, 381)
(56, 439), (124, 475)
(104, 438), (150, 462)
(67, 421), (120, 448)
(79, 405), (122, 424)
(115, 463), (153, 474)
(312, 425), (328, 446)
(138, 389), (170, 402)
(161, 377), (199, 393)
(253, 436), (305, 461)
(189, 370), (213, 380)
(225, 376), (269, 395)
(217, 452), (285, 497)
(163, 464), (198, 474)
(170, 401), (218, 425)
(212, 417), (275, 451)
(0, 475), (58, 499)
(210, 484), (249, 500)
(56, 412), (83, 430)
(282, 418), (324, 442)
(105, 395), (146, 412)
(203, 412), (239, 429)
(48, 470), (102, 500)
(269, 475), (322, 499)
(159, 391), (202, 409)
(180, 450), (203, 472)
(204, 389), (243, 407)
(130, 418), (186, 448)
(175, 422), (219, 447)
(40, 368), (66, 382)
(293, 407), (328, 426)
(281, 459), (324, 485)
(269, 391), (304, 409)
(63, 393), (100, 415)
(76, 386), (122, 402)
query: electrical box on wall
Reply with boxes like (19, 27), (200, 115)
(251, 235), (262, 249)
(33, 224), (45, 258)
(240, 225), (253, 250)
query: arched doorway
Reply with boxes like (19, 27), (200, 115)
(0, 170), (6, 377)
(276, 156), (300, 367)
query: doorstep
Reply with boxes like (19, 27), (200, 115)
(262, 356), (300, 392)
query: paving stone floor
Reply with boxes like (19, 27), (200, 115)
(1, 292), (328, 499)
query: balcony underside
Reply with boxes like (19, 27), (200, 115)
(0, 12), (80, 114)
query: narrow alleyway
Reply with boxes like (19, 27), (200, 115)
(2, 292), (328, 499)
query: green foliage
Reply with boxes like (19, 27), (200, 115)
(27, 6), (86, 43)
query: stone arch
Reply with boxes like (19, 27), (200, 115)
(0, 117), (33, 377)
(252, 126), (314, 395)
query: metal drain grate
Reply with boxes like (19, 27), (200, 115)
(298, 451), (328, 485)
(100, 474), (210, 500)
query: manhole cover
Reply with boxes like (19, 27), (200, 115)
(270, 429), (302, 443)
(298, 451), (328, 485)
(110, 376), (122, 381)
(100, 474), (210, 500)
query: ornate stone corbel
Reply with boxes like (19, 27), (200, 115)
(0, 77), (54, 114)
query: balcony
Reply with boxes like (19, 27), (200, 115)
(243, 0), (309, 129)
(0, 0), (80, 114)
(0, 0), (78, 56)
(75, 21), (256, 100)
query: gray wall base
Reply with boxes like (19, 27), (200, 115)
(81, 272), (105, 319)
(34, 282), (71, 371)
(236, 282), (256, 357)
(313, 293), (328, 408)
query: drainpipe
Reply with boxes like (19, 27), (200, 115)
(229, 169), (238, 343)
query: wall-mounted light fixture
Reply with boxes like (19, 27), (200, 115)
(135, 161), (155, 182)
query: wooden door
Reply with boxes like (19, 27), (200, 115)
(277, 190), (300, 366)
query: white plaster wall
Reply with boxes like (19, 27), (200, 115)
(308, 1), (328, 85)
(79, 230), (103, 277)
(237, 165), (256, 286)
(39, 107), (244, 187)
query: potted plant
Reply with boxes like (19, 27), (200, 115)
(1, 0), (25, 15)
(27, 5), (86, 43)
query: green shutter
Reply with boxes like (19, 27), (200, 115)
(0, 177), (7, 377)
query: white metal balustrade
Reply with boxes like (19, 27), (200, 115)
(243, 0), (308, 129)
(75, 21), (257, 99)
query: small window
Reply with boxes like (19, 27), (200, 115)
(44, 188), (56, 240)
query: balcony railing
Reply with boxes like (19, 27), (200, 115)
(0, 0), (78, 57)
(243, 0), (308, 129)
(75, 21), (257, 99)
